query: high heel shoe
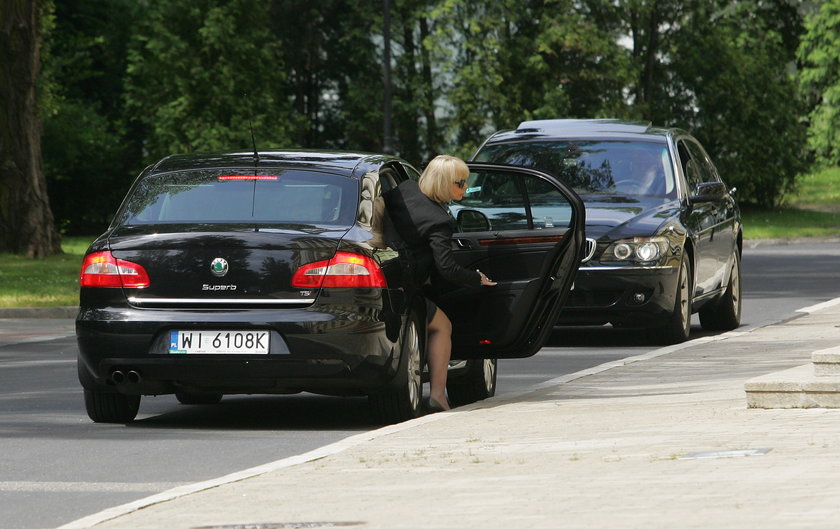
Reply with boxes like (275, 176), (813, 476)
(427, 397), (449, 413)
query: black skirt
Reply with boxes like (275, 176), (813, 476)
(425, 298), (438, 324)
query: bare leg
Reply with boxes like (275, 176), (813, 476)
(426, 308), (452, 410)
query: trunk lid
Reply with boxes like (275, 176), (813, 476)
(108, 224), (349, 309)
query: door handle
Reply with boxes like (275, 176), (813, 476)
(453, 238), (474, 249)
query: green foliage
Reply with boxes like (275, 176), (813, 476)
(125, 0), (294, 159)
(41, 0), (144, 234)
(798, 0), (840, 165)
(614, 0), (692, 122)
(664, 0), (809, 208)
(270, 0), (385, 151)
(426, 0), (630, 158)
(33, 0), (834, 234)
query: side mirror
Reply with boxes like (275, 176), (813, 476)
(690, 182), (727, 203)
(457, 209), (491, 232)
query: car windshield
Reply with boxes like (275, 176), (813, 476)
(475, 140), (676, 198)
(115, 169), (358, 227)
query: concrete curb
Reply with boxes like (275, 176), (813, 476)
(0, 306), (78, 319)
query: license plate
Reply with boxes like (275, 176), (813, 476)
(169, 330), (270, 355)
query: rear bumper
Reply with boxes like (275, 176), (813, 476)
(558, 265), (679, 327)
(76, 305), (403, 396)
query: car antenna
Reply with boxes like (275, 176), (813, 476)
(244, 92), (260, 165)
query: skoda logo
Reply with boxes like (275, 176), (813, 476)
(210, 258), (229, 277)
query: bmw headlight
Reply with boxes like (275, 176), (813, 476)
(603, 237), (670, 264)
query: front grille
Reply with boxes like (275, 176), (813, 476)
(567, 289), (623, 308)
(581, 238), (597, 262)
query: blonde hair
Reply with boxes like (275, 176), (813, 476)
(419, 155), (469, 202)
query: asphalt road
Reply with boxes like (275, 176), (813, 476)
(2, 240), (839, 529)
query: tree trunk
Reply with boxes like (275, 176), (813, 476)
(396, 7), (420, 162)
(418, 16), (440, 155)
(0, 0), (62, 257)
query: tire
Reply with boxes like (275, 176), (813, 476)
(700, 250), (742, 331)
(84, 389), (140, 423)
(368, 313), (423, 424)
(447, 358), (497, 407)
(176, 392), (223, 405)
(650, 257), (693, 345)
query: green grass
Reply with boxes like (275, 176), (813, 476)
(741, 206), (840, 239)
(786, 166), (840, 210)
(742, 166), (840, 240)
(0, 236), (93, 308)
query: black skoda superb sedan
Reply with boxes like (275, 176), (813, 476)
(76, 150), (585, 424)
(474, 119), (742, 344)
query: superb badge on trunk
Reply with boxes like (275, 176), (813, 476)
(210, 258), (229, 277)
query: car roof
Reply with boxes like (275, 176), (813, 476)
(482, 119), (678, 145)
(148, 149), (399, 178)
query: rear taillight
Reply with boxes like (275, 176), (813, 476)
(79, 251), (150, 288)
(291, 251), (387, 288)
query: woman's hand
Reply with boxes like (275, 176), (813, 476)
(477, 270), (497, 286)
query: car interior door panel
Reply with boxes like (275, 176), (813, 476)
(435, 163), (585, 359)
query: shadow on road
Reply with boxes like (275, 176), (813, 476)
(129, 393), (374, 431)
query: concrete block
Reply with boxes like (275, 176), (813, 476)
(744, 364), (840, 409)
(812, 346), (840, 376)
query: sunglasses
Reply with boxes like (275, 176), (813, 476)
(453, 179), (467, 188)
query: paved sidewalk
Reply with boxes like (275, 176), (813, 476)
(57, 302), (840, 529)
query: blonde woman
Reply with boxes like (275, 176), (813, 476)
(385, 155), (496, 412)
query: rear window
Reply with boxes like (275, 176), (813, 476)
(475, 140), (676, 198)
(115, 169), (358, 227)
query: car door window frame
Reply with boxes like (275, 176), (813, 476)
(453, 168), (575, 235)
(681, 138), (720, 186)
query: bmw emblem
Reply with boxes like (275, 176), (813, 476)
(210, 258), (229, 277)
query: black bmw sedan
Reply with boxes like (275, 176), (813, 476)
(76, 150), (585, 424)
(474, 119), (742, 344)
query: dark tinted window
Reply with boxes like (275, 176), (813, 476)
(679, 139), (720, 193)
(685, 140), (719, 184)
(476, 140), (676, 198)
(116, 169), (358, 226)
(449, 169), (573, 231)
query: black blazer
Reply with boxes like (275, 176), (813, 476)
(384, 179), (480, 290)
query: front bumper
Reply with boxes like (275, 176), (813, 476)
(558, 264), (679, 327)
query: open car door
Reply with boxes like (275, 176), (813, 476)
(433, 162), (586, 359)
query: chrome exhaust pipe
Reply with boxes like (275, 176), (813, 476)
(127, 370), (142, 384)
(111, 370), (126, 384)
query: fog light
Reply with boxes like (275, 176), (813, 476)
(633, 292), (646, 303)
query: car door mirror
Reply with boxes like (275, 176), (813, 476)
(690, 182), (727, 203)
(457, 209), (491, 232)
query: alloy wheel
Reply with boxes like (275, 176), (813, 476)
(405, 321), (421, 412)
(482, 358), (496, 394)
(729, 257), (741, 319)
(678, 260), (691, 335)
